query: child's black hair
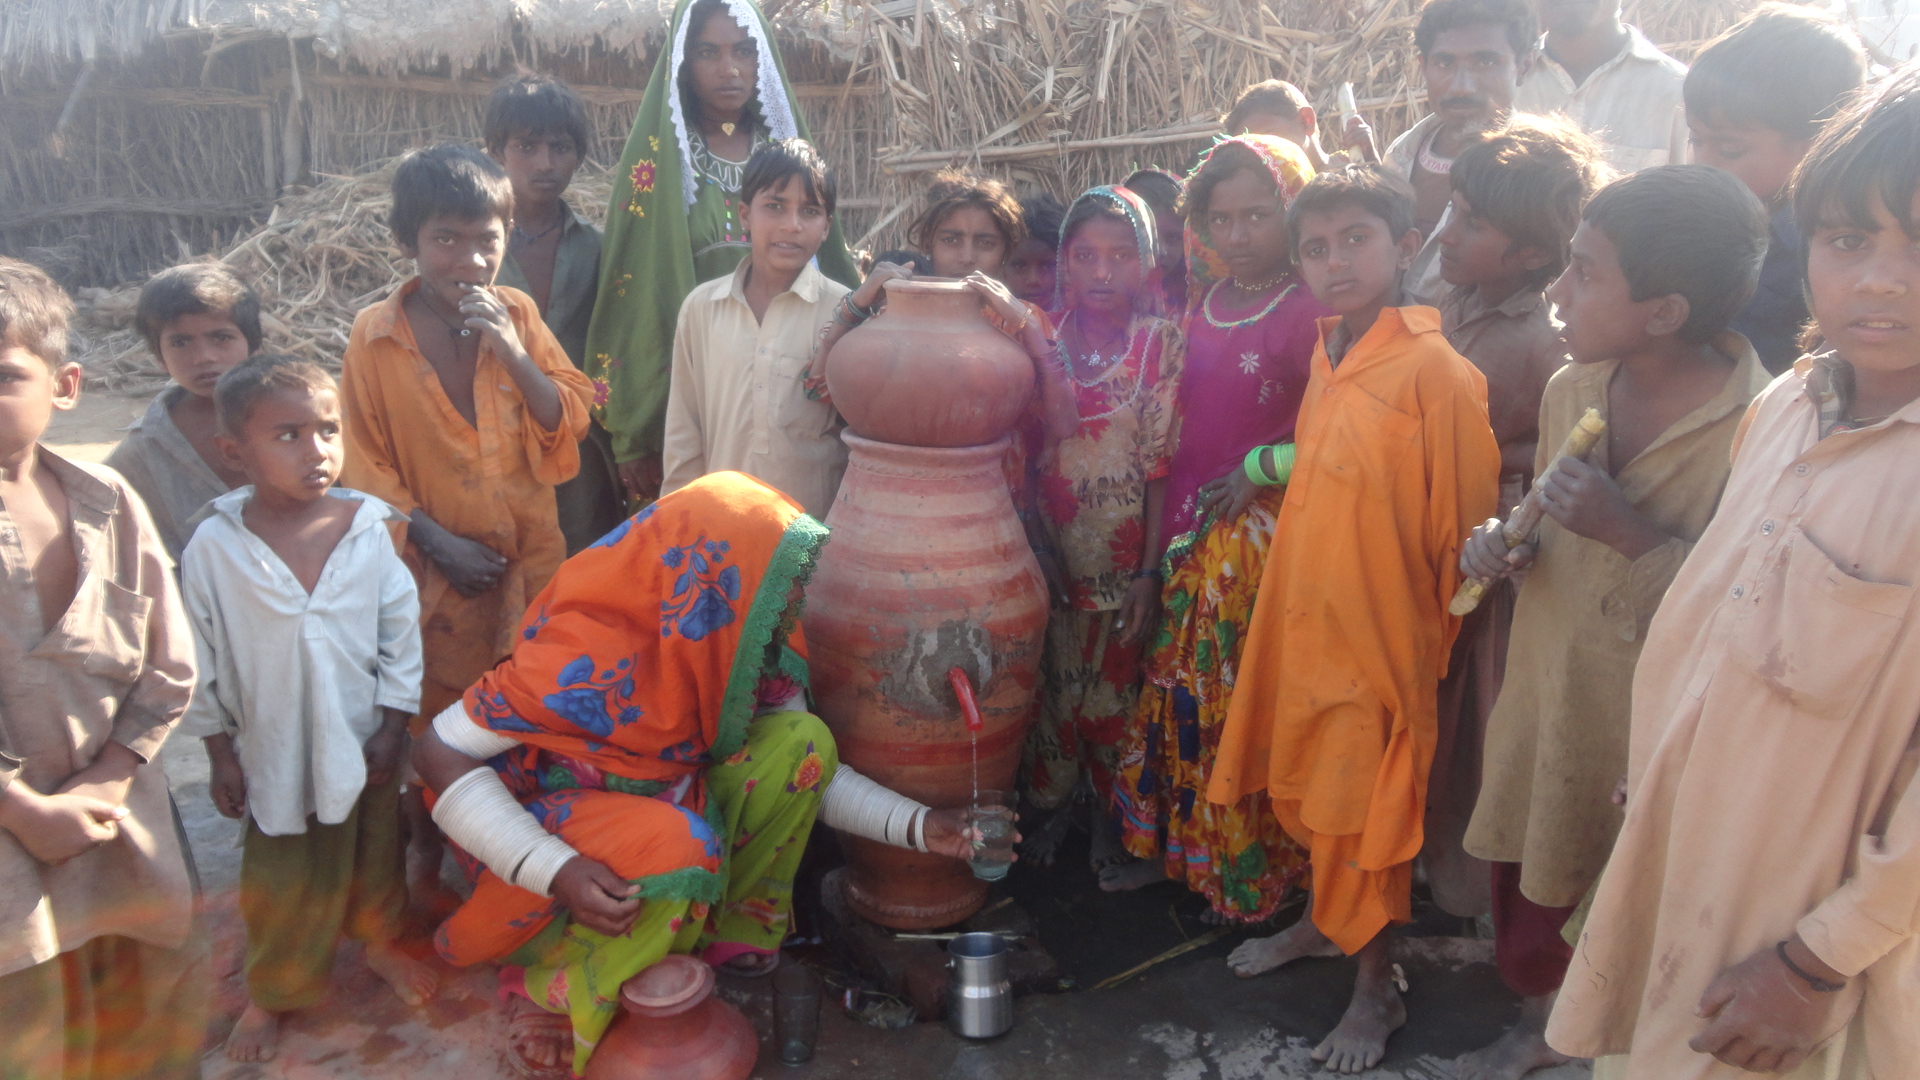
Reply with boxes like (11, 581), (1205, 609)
(872, 248), (931, 274)
(739, 138), (837, 217)
(910, 171), (1026, 254)
(1181, 142), (1277, 227)
(0, 256), (73, 370)
(484, 74), (593, 158)
(1793, 60), (1920, 245)
(1584, 165), (1768, 344)
(1684, 5), (1866, 144)
(1414, 0), (1537, 60)
(1018, 193), (1067, 250)
(135, 263), (264, 356)
(1121, 169), (1182, 229)
(1451, 117), (1608, 287)
(214, 353), (338, 437)
(389, 143), (516, 249)
(1224, 80), (1312, 136)
(1286, 164), (1418, 256)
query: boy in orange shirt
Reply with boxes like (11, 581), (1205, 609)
(1207, 165), (1501, 1073)
(340, 143), (591, 904)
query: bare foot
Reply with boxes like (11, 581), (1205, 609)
(1455, 993), (1571, 1080)
(224, 1003), (281, 1062)
(1098, 856), (1168, 892)
(718, 951), (780, 978)
(366, 940), (439, 1007)
(1019, 806), (1072, 867)
(1088, 819), (1129, 873)
(506, 994), (572, 1078)
(1226, 916), (1341, 977)
(1312, 973), (1406, 1074)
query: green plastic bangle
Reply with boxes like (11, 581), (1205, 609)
(1242, 443), (1296, 486)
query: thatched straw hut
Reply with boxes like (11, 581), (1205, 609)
(5, 0), (1761, 294)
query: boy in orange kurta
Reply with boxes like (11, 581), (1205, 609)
(1207, 165), (1500, 1074)
(341, 144), (591, 904)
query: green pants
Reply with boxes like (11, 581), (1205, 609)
(241, 773), (407, 1011)
(0, 932), (208, 1080)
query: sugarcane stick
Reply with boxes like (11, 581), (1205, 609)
(1450, 408), (1608, 616)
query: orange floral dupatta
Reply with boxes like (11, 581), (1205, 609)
(458, 471), (826, 800)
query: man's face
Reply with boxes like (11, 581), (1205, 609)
(493, 130), (584, 209)
(1422, 25), (1527, 135)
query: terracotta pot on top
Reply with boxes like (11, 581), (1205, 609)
(583, 955), (757, 1080)
(823, 277), (1036, 448)
(804, 433), (1047, 929)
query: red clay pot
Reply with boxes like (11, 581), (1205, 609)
(803, 433), (1047, 929)
(583, 956), (757, 1080)
(824, 278), (1036, 448)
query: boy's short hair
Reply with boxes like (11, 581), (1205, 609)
(1018, 193), (1067, 250)
(1286, 164), (1418, 256)
(134, 263), (264, 356)
(1414, 0), (1537, 60)
(1793, 60), (1920, 245)
(214, 353), (338, 437)
(739, 138), (837, 217)
(1224, 80), (1312, 135)
(0, 257), (74, 370)
(1452, 117), (1609, 286)
(873, 248), (931, 273)
(484, 74), (593, 158)
(910, 171), (1026, 255)
(1584, 165), (1768, 344)
(1684, 4), (1867, 143)
(389, 143), (516, 249)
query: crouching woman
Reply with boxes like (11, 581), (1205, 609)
(413, 472), (982, 1077)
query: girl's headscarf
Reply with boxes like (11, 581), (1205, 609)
(1054, 183), (1160, 313)
(460, 472), (828, 786)
(584, 0), (861, 465)
(1181, 134), (1316, 308)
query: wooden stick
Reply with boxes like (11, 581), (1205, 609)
(880, 120), (1222, 172)
(1090, 926), (1234, 990)
(1449, 408), (1607, 616)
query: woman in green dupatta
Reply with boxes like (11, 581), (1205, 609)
(585, 0), (861, 503)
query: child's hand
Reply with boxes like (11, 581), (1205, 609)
(962, 271), (1027, 327)
(551, 856), (643, 937)
(1114, 575), (1161, 647)
(0, 786), (125, 865)
(458, 284), (526, 361)
(1538, 457), (1670, 560)
(1340, 114), (1378, 162)
(1460, 517), (1534, 580)
(1197, 465), (1260, 524)
(426, 532), (510, 597)
(364, 709), (410, 788)
(203, 735), (248, 819)
(852, 262), (914, 312)
(617, 455), (664, 503)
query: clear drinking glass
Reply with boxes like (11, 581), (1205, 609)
(772, 962), (820, 1065)
(968, 789), (1016, 881)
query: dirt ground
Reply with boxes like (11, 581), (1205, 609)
(42, 390), (1591, 1080)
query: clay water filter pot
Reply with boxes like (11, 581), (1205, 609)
(805, 281), (1047, 929)
(583, 955), (757, 1080)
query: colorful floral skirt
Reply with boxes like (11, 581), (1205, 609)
(1112, 489), (1307, 922)
(434, 711), (834, 1076)
(1024, 607), (1146, 811)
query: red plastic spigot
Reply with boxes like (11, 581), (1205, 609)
(947, 667), (984, 733)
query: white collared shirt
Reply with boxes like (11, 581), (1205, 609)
(1516, 24), (1689, 173)
(179, 486), (423, 836)
(661, 258), (851, 519)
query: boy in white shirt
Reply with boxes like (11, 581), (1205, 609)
(181, 355), (436, 1061)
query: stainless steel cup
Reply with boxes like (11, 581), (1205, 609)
(946, 932), (1013, 1039)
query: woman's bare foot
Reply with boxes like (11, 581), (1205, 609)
(1312, 934), (1406, 1074)
(366, 940), (439, 1007)
(718, 951), (780, 978)
(1088, 817), (1130, 873)
(1019, 806), (1073, 868)
(1455, 993), (1571, 1080)
(224, 1003), (281, 1062)
(1226, 914), (1341, 977)
(506, 994), (572, 1079)
(1097, 856), (1168, 892)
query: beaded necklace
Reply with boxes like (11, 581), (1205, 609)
(1201, 279), (1296, 331)
(1060, 315), (1149, 421)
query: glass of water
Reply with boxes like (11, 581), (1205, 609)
(968, 789), (1016, 881)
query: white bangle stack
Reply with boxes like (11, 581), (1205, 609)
(820, 766), (931, 853)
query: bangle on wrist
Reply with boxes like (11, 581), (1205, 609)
(1242, 443), (1296, 487)
(1776, 940), (1845, 993)
(1131, 568), (1162, 582)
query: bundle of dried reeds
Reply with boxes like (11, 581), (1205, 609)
(70, 155), (614, 389)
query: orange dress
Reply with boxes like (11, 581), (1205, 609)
(1208, 306), (1500, 954)
(341, 278), (592, 726)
